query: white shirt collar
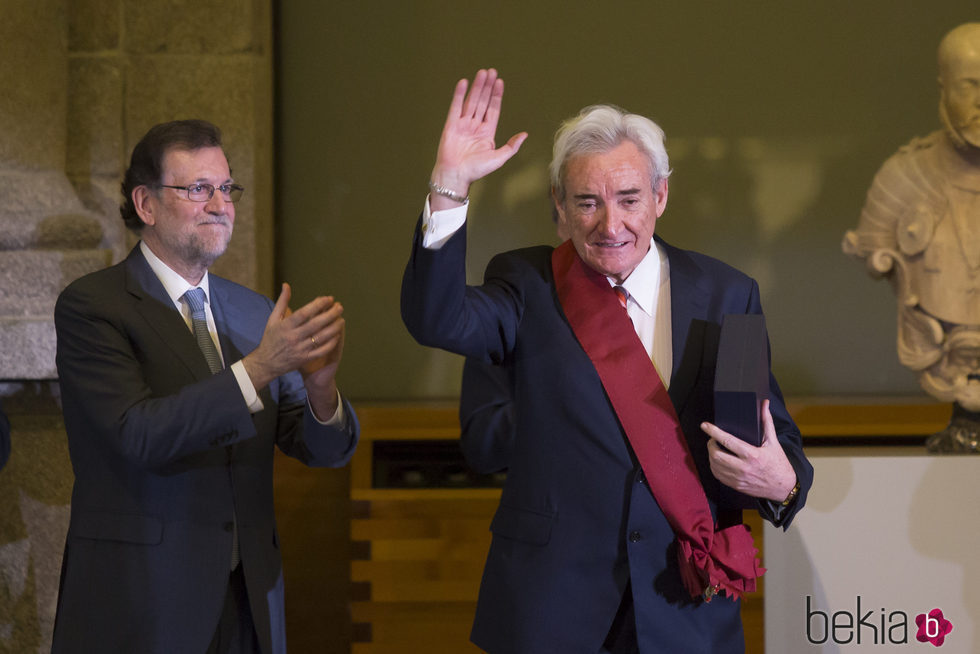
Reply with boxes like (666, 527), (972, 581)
(606, 238), (664, 316)
(139, 240), (211, 307)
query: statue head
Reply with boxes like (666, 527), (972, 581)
(938, 23), (980, 150)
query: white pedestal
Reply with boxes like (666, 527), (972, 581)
(765, 455), (979, 653)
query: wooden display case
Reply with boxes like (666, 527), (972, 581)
(350, 405), (493, 653)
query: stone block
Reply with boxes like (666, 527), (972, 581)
(123, 0), (255, 55)
(0, 249), (112, 317)
(67, 57), (124, 178)
(0, 0), (67, 170)
(0, 319), (58, 379)
(0, 211), (103, 251)
(69, 0), (121, 51)
(0, 172), (108, 250)
(0, 172), (87, 216)
(124, 55), (258, 147)
(70, 175), (129, 262)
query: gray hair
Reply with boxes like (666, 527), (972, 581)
(550, 104), (671, 202)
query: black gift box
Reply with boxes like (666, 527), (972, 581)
(713, 313), (769, 509)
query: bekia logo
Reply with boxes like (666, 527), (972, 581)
(915, 609), (953, 647)
(806, 596), (954, 647)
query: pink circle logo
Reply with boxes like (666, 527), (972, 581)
(915, 608), (954, 647)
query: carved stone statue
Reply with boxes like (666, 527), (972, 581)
(843, 22), (980, 453)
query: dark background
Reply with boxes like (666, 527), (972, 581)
(276, 2), (978, 402)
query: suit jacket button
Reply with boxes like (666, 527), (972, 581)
(636, 471), (646, 485)
(223, 522), (234, 532)
(628, 531), (642, 543)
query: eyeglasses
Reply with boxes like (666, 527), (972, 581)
(156, 183), (245, 203)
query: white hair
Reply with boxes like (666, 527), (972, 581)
(550, 104), (671, 201)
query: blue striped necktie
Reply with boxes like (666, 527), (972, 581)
(182, 287), (239, 568)
(182, 288), (223, 374)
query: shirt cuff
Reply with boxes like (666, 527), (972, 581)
(231, 360), (264, 413)
(309, 389), (345, 426)
(421, 194), (468, 249)
(766, 499), (788, 519)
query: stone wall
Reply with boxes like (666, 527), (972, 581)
(0, 1), (273, 651)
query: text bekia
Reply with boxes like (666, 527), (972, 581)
(806, 596), (908, 645)
(805, 597), (954, 648)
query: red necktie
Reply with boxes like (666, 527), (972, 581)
(614, 285), (628, 310)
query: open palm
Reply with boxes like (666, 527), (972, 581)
(430, 68), (527, 202)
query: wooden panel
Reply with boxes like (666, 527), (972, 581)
(741, 595), (764, 651)
(351, 517), (491, 540)
(351, 602), (482, 654)
(355, 405), (460, 434)
(350, 444), (374, 492)
(273, 452), (352, 654)
(742, 511), (764, 651)
(368, 538), (491, 562)
(353, 496), (501, 517)
(790, 400), (950, 436)
(352, 559), (488, 580)
(352, 578), (483, 603)
(350, 408), (495, 652)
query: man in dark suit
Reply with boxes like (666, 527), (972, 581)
(52, 119), (359, 654)
(402, 70), (812, 653)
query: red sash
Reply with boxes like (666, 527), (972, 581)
(551, 241), (763, 601)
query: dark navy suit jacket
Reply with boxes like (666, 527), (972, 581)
(402, 222), (812, 654)
(460, 357), (515, 474)
(52, 246), (359, 654)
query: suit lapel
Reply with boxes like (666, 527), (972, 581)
(208, 280), (244, 365)
(206, 279), (249, 459)
(662, 238), (708, 415)
(124, 246), (214, 380)
(209, 277), (273, 406)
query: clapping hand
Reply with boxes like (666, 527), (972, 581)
(244, 283), (345, 418)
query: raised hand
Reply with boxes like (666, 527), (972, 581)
(701, 399), (798, 503)
(429, 68), (528, 211)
